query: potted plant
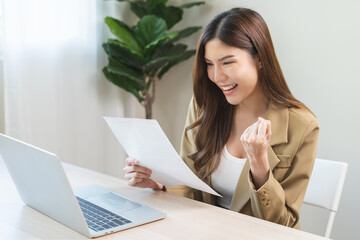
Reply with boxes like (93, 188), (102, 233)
(103, 0), (204, 119)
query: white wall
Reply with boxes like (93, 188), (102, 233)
(151, 0), (360, 239)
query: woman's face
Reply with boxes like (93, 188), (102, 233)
(204, 38), (261, 106)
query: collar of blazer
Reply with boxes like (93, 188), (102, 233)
(229, 100), (289, 212)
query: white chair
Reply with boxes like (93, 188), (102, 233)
(302, 158), (348, 238)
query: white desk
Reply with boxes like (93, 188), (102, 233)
(0, 159), (329, 240)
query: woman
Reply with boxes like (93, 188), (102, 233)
(123, 7), (319, 229)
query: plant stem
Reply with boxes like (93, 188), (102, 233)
(152, 76), (156, 105)
(144, 75), (157, 119)
(144, 76), (152, 119)
(145, 93), (152, 119)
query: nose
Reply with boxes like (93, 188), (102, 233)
(213, 66), (227, 83)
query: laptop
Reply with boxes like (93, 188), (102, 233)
(0, 133), (166, 238)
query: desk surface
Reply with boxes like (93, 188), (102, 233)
(0, 159), (328, 240)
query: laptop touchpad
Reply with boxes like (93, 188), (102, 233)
(88, 192), (142, 213)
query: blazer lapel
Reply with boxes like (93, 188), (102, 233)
(229, 159), (251, 211)
(230, 100), (289, 212)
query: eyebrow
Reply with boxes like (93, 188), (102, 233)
(204, 55), (235, 62)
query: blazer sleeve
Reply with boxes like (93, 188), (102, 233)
(166, 97), (202, 200)
(247, 119), (319, 227)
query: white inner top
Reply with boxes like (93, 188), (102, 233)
(211, 146), (246, 209)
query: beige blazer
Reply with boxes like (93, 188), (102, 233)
(167, 97), (319, 229)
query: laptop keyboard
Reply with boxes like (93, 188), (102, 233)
(76, 196), (132, 232)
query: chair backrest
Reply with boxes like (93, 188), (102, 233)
(303, 158), (348, 238)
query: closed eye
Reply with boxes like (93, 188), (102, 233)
(223, 62), (233, 65)
(206, 62), (214, 66)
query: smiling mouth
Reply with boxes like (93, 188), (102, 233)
(220, 84), (238, 91)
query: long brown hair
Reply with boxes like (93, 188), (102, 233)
(188, 7), (309, 180)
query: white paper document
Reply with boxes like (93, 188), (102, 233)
(104, 117), (220, 196)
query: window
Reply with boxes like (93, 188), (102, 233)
(0, 2), (2, 59)
(0, 1), (4, 134)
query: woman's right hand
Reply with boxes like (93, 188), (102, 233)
(123, 157), (163, 190)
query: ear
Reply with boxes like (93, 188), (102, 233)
(256, 56), (262, 69)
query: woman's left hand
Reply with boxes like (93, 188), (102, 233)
(240, 117), (272, 189)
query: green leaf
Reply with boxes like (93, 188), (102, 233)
(148, 0), (167, 7)
(103, 40), (146, 69)
(105, 17), (141, 53)
(154, 43), (187, 58)
(158, 50), (196, 79)
(145, 56), (170, 74)
(128, 2), (183, 29)
(107, 39), (144, 59)
(151, 5), (183, 29)
(145, 43), (189, 75)
(134, 15), (167, 48)
(107, 57), (145, 89)
(179, 1), (205, 9)
(105, 16), (134, 36)
(129, 1), (149, 18)
(103, 67), (144, 103)
(143, 31), (178, 56)
(169, 26), (202, 43)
